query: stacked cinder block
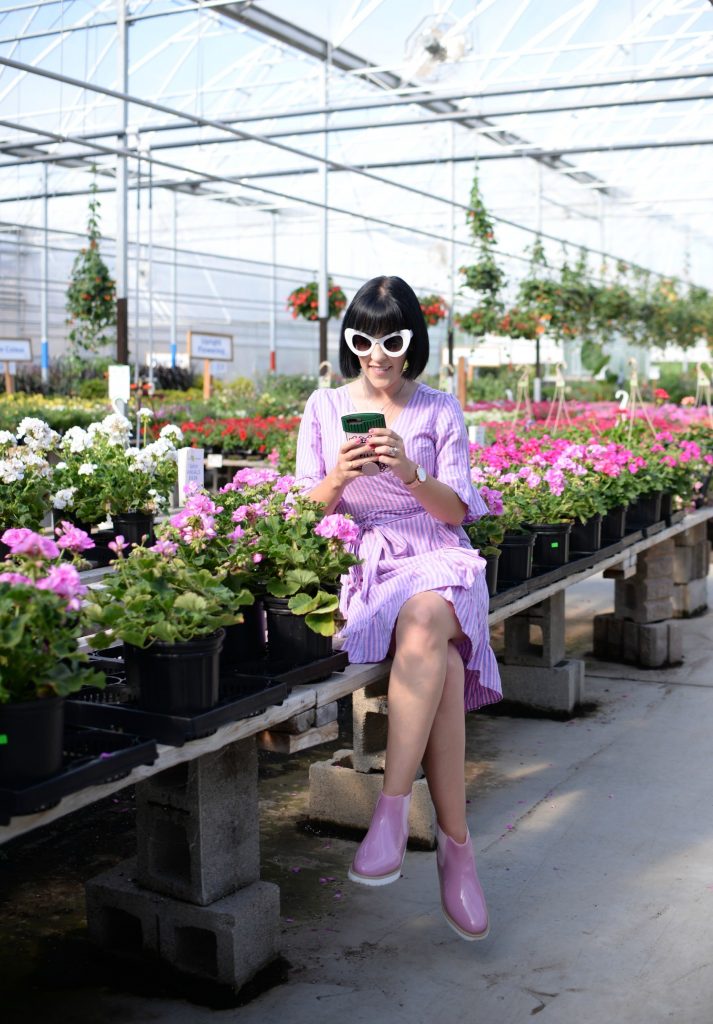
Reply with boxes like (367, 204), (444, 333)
(672, 523), (710, 618)
(498, 592), (585, 714)
(309, 671), (437, 847)
(86, 739), (280, 990)
(593, 535), (694, 667)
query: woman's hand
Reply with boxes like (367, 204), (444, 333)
(329, 437), (380, 488)
(367, 427), (417, 485)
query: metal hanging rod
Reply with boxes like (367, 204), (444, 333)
(4, 67), (711, 151)
(0, 57), (617, 238)
(3, 86), (712, 164)
(0, 113), (704, 281)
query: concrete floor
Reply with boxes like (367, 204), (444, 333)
(4, 573), (713, 1024)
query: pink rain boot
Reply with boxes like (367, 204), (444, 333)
(436, 823), (490, 940)
(348, 791), (411, 886)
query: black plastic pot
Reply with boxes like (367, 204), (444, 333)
(0, 695), (64, 786)
(112, 512), (155, 549)
(570, 513), (602, 555)
(221, 602), (265, 666)
(124, 629), (225, 713)
(528, 522), (572, 569)
(601, 505), (627, 544)
(660, 492), (674, 524)
(483, 549), (500, 597)
(627, 491), (662, 530)
(497, 531), (536, 586)
(263, 597), (332, 665)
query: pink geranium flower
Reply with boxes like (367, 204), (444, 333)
(2, 528), (59, 559)
(314, 514), (360, 544)
(55, 521), (95, 552)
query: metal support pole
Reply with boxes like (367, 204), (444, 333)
(170, 190), (177, 368)
(269, 210), (277, 373)
(147, 148), (154, 388)
(533, 164), (543, 403)
(446, 122), (457, 380)
(40, 163), (49, 384)
(317, 49), (329, 367)
(115, 0), (129, 364)
(134, 145), (142, 402)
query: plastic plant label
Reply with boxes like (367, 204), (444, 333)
(0, 734), (7, 745)
(551, 541), (559, 548)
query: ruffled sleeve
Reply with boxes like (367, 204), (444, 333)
(295, 389), (327, 493)
(434, 393), (488, 523)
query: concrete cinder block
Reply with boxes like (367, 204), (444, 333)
(673, 545), (694, 584)
(270, 707), (316, 734)
(636, 543), (674, 578)
(308, 751), (436, 847)
(614, 579), (674, 623)
(675, 523), (706, 547)
(667, 621), (683, 665)
(636, 622), (670, 668)
(672, 577), (709, 618)
(497, 659), (585, 715)
(135, 740), (260, 906)
(351, 686), (389, 773)
(622, 619), (639, 664)
(691, 540), (711, 581)
(315, 701), (339, 727)
(86, 859), (280, 990)
(503, 592), (566, 668)
(592, 613), (612, 659)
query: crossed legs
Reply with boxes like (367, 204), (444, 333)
(382, 592), (468, 843)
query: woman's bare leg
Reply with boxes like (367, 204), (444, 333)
(421, 643), (467, 843)
(382, 593), (464, 798)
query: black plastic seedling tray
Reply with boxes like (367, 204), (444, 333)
(0, 725), (158, 825)
(66, 675), (292, 747)
(234, 649), (349, 687)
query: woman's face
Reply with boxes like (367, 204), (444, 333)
(357, 333), (407, 392)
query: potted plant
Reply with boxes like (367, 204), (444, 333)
(155, 486), (263, 667)
(65, 175), (116, 361)
(84, 540), (250, 714)
(418, 294), (448, 327)
(0, 524), (104, 785)
(464, 485), (505, 596)
(51, 416), (183, 548)
(0, 419), (57, 543)
(217, 468), (360, 663)
(286, 278), (347, 321)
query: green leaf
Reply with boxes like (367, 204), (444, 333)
(304, 611), (336, 637)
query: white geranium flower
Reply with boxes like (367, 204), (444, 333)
(0, 430), (16, 446)
(159, 424), (183, 444)
(61, 426), (92, 454)
(16, 417), (58, 452)
(52, 486), (77, 510)
(55, 461), (67, 471)
(0, 457), (24, 483)
(78, 463), (97, 476)
(138, 408), (154, 420)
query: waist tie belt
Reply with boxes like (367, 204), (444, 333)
(351, 507), (432, 601)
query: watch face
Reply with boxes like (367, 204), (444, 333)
(416, 465), (427, 483)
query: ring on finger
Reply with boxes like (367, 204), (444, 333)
(389, 445), (398, 457)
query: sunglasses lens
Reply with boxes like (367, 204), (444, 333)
(382, 334), (405, 353)
(351, 333), (372, 352)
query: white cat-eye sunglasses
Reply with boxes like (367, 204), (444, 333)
(344, 328), (413, 358)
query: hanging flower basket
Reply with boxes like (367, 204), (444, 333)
(286, 279), (347, 321)
(418, 294), (448, 326)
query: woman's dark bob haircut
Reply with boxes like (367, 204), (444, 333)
(339, 275), (429, 380)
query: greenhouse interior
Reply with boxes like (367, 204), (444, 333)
(1, 2), (713, 1022)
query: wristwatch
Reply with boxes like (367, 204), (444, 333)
(405, 464), (428, 489)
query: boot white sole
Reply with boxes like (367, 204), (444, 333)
(441, 902), (490, 941)
(347, 849), (406, 887)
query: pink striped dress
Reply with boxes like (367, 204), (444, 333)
(296, 382), (502, 712)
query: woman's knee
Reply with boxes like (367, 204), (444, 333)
(397, 593), (452, 643)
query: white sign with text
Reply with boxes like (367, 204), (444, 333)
(176, 447), (205, 504)
(188, 332), (233, 362)
(0, 339), (32, 362)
